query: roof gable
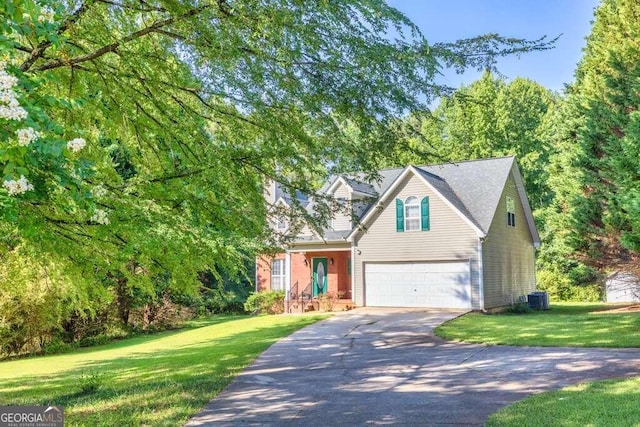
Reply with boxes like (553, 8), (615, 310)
(347, 165), (485, 239)
(292, 156), (539, 247)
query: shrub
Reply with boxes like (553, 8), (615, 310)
(129, 295), (195, 331)
(43, 338), (76, 355)
(537, 268), (603, 302)
(244, 291), (285, 315)
(78, 372), (105, 394)
(318, 291), (342, 312)
(503, 302), (534, 314)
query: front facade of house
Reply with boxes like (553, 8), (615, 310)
(257, 157), (540, 311)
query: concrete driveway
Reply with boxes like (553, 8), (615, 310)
(187, 308), (640, 426)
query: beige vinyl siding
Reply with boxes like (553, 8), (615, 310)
(299, 224), (315, 237)
(332, 182), (352, 230)
(353, 172), (481, 308)
(482, 169), (536, 308)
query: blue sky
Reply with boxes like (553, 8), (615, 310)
(387, 0), (601, 93)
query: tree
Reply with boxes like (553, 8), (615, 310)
(387, 71), (556, 211)
(546, 0), (640, 273)
(0, 1), (556, 341)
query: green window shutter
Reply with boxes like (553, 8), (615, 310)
(421, 196), (430, 231)
(396, 198), (404, 232)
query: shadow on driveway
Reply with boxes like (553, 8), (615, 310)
(186, 308), (640, 426)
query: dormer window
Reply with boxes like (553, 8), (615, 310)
(396, 196), (430, 232)
(276, 217), (287, 231)
(404, 196), (421, 231)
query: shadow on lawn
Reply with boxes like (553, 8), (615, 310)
(488, 377), (640, 426)
(0, 316), (323, 426)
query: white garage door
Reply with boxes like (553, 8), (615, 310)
(364, 262), (472, 308)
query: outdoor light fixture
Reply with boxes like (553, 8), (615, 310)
(330, 258), (334, 265)
(303, 258), (308, 266)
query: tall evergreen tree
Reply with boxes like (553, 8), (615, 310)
(547, 0), (640, 272)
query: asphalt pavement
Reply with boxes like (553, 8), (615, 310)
(186, 308), (640, 426)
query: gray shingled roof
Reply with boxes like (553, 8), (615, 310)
(417, 156), (515, 233)
(295, 156), (518, 242)
(343, 177), (377, 195)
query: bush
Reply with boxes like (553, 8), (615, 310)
(537, 268), (603, 302)
(244, 291), (285, 315)
(42, 338), (76, 355)
(318, 291), (342, 312)
(503, 302), (534, 314)
(198, 269), (254, 314)
(129, 295), (195, 331)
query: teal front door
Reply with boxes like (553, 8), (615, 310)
(312, 258), (328, 296)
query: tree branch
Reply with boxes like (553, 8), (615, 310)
(20, 1), (96, 72)
(32, 5), (208, 72)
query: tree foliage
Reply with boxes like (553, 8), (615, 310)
(0, 0), (557, 353)
(545, 0), (640, 273)
(387, 71), (557, 212)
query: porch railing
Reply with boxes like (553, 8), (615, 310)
(287, 281), (313, 313)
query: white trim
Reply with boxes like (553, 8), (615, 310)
(351, 244), (356, 303)
(347, 166), (485, 239)
(270, 258), (286, 291)
(274, 197), (290, 208)
(403, 195), (421, 232)
(285, 251), (291, 300)
(325, 176), (352, 196)
(255, 256), (259, 293)
(477, 238), (485, 310)
(288, 247), (352, 252)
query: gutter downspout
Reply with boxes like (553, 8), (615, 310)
(478, 237), (485, 312)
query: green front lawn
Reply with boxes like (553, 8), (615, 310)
(435, 303), (640, 347)
(487, 376), (640, 426)
(0, 314), (328, 426)
(436, 303), (640, 425)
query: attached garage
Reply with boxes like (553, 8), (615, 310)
(364, 261), (472, 309)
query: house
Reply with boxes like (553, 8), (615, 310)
(256, 156), (540, 311)
(605, 271), (640, 303)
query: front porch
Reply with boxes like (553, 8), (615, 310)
(285, 250), (354, 313)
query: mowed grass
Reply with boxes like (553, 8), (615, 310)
(486, 376), (640, 426)
(435, 303), (640, 347)
(0, 314), (328, 426)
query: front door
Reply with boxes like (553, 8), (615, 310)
(312, 257), (328, 297)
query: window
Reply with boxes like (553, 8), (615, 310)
(271, 259), (286, 290)
(396, 196), (430, 232)
(507, 196), (516, 227)
(276, 217), (287, 231)
(404, 196), (420, 231)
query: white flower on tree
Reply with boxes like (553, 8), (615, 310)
(90, 209), (110, 225)
(0, 71), (18, 90)
(0, 64), (27, 121)
(38, 6), (56, 24)
(91, 185), (108, 198)
(3, 175), (34, 195)
(16, 127), (40, 146)
(0, 105), (28, 120)
(67, 137), (86, 153)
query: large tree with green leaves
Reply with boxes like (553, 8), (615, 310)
(0, 0), (555, 337)
(387, 71), (557, 211)
(545, 0), (640, 274)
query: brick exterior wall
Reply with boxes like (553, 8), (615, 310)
(255, 253), (286, 292)
(256, 251), (352, 300)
